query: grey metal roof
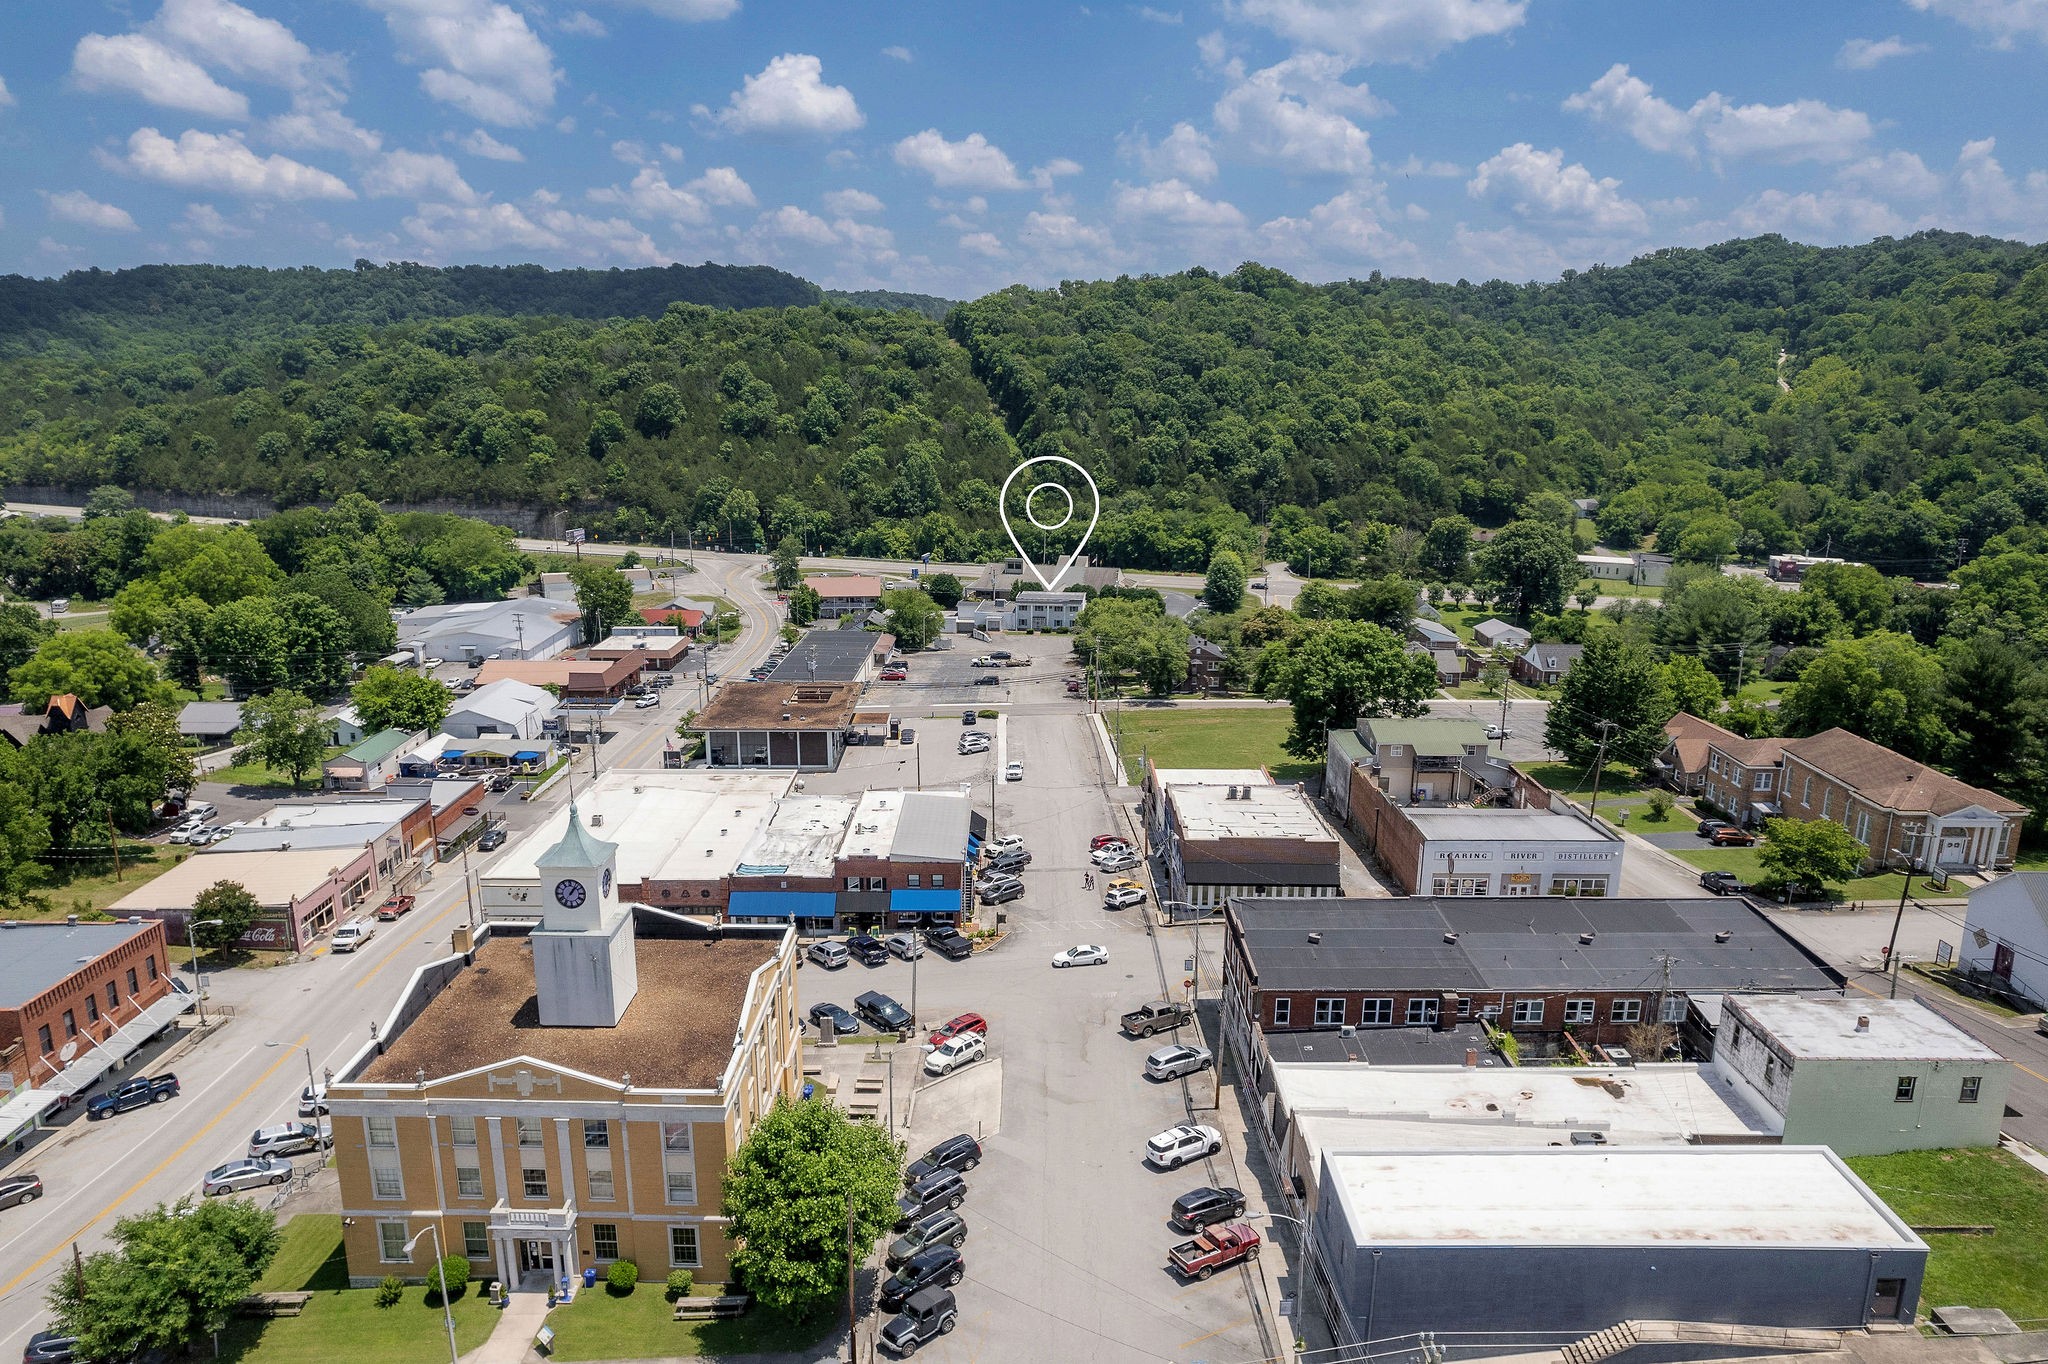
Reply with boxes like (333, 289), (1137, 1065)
(769, 629), (876, 683)
(891, 792), (972, 863)
(214, 826), (375, 853)
(1232, 897), (1841, 996)
(1261, 1021), (1491, 1066)
(176, 701), (244, 733)
(1409, 618), (1460, 646)
(0, 921), (157, 1007)
(535, 803), (620, 871)
(1183, 860), (1343, 888)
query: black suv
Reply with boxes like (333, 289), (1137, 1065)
(1699, 869), (1743, 895)
(855, 990), (913, 1032)
(846, 934), (890, 966)
(894, 1170), (967, 1230)
(887, 1209), (967, 1269)
(1170, 1185), (1247, 1231)
(924, 928), (973, 961)
(879, 1286), (958, 1356)
(979, 879), (1023, 905)
(906, 1133), (982, 1183)
(878, 1245), (965, 1313)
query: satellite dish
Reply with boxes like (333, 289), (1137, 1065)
(59, 1042), (78, 1062)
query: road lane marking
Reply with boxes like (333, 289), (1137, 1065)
(1180, 1318), (1254, 1350)
(0, 1033), (310, 1303)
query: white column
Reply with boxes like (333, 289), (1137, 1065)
(493, 1233), (512, 1292)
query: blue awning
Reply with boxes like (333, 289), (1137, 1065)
(441, 749), (467, 760)
(728, 891), (837, 919)
(889, 888), (963, 914)
(512, 750), (543, 761)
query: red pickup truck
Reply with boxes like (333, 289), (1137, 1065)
(1168, 1222), (1261, 1281)
(375, 894), (416, 921)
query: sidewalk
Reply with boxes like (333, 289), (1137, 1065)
(462, 1290), (550, 1364)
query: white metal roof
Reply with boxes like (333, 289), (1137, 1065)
(1168, 783), (1332, 843)
(1724, 994), (2006, 1062)
(1404, 807), (1614, 843)
(483, 770), (791, 887)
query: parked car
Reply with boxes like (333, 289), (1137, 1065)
(0, 1172), (43, 1209)
(885, 933), (926, 962)
(1089, 833), (1127, 851)
(203, 1157), (293, 1197)
(1486, 723), (1513, 740)
(1004, 761), (1024, 781)
(973, 674), (1001, 685)
(906, 1133), (983, 1182)
(923, 1033), (986, 1076)
(961, 709), (977, 725)
(23, 1331), (76, 1363)
(1122, 1000), (1193, 1037)
(374, 894), (416, 921)
(1169, 1222), (1261, 1281)
(1067, 678), (1084, 694)
(958, 736), (990, 755)
(984, 849), (1032, 875)
(1146, 1044), (1214, 1081)
(979, 879), (1023, 905)
(1052, 944), (1109, 969)
(900, 727), (918, 745)
(894, 1169), (968, 1229)
(1146, 1123), (1223, 1170)
(887, 1210), (967, 1269)
(298, 1083), (329, 1118)
(879, 1286), (958, 1356)
(1090, 840), (1135, 862)
(880, 669), (908, 681)
(807, 940), (851, 970)
(332, 921), (376, 952)
(878, 1246), (964, 1312)
(1094, 852), (1140, 874)
(1104, 885), (1148, 910)
(983, 834), (1026, 857)
(86, 1073), (179, 1120)
(1710, 827), (1757, 846)
(1699, 870), (1744, 895)
(1170, 1185), (1247, 1231)
(1696, 819), (1734, 840)
(808, 1002), (860, 1035)
(855, 990), (914, 1032)
(249, 1122), (331, 1159)
(633, 694), (660, 708)
(925, 927), (974, 961)
(924, 1014), (989, 1051)
(841, 933), (888, 966)
(478, 827), (507, 851)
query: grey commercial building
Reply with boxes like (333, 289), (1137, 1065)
(1310, 1146), (1925, 1357)
(768, 627), (884, 684)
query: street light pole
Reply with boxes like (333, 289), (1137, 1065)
(184, 917), (224, 1028)
(403, 1223), (460, 1364)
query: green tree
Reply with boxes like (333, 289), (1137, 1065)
(1780, 631), (1950, 761)
(235, 689), (328, 787)
(769, 536), (804, 591)
(1543, 634), (1675, 768)
(47, 1197), (278, 1362)
(721, 1096), (903, 1319)
(635, 382), (685, 438)
(1661, 654), (1724, 719)
(1657, 571), (1773, 685)
(1259, 619), (1437, 759)
(203, 596), (290, 698)
(1941, 632), (2048, 812)
(1417, 516), (1473, 582)
(922, 571), (963, 609)
(191, 880), (260, 948)
(0, 602), (55, 677)
(0, 750), (53, 907)
(1203, 548), (1247, 614)
(1476, 520), (1577, 621)
(352, 665), (452, 733)
(881, 587), (945, 649)
(788, 583), (822, 627)
(9, 629), (162, 712)
(1800, 562), (1892, 636)
(108, 700), (197, 798)
(572, 561), (634, 642)
(82, 484), (136, 521)
(1757, 817), (1868, 899)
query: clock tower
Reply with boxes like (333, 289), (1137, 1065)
(530, 802), (639, 1027)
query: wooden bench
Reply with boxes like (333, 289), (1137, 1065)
(237, 1291), (314, 1318)
(673, 1293), (752, 1321)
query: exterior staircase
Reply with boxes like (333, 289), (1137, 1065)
(1560, 1321), (1843, 1364)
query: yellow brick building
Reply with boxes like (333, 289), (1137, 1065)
(330, 806), (798, 1289)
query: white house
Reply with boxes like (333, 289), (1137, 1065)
(442, 678), (559, 742)
(1958, 872), (2048, 1008)
(1004, 591), (1085, 631)
(1576, 551), (1672, 586)
(395, 598), (580, 664)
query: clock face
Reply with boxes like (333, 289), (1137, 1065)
(601, 868), (612, 897)
(554, 879), (587, 909)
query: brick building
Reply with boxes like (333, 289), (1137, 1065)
(1702, 733), (1790, 828)
(0, 919), (186, 1114)
(1775, 728), (2026, 873)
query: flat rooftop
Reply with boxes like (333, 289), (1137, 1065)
(1726, 994), (2006, 1062)
(769, 629), (876, 683)
(1323, 1147), (1921, 1248)
(733, 794), (857, 877)
(233, 799), (418, 831)
(484, 771), (790, 889)
(1151, 767), (1272, 791)
(358, 934), (777, 1091)
(1404, 807), (1616, 843)
(1262, 1021), (1491, 1066)
(691, 681), (861, 731)
(840, 789), (908, 860)
(0, 920), (159, 1006)
(110, 848), (359, 911)
(803, 574), (883, 598)
(1169, 783), (1333, 844)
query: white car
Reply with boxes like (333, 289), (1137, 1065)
(1486, 722), (1513, 740)
(1090, 842), (1135, 864)
(1094, 851), (1140, 874)
(423, 658), (445, 669)
(330, 922), (373, 953)
(958, 738), (990, 756)
(1145, 1123), (1222, 1170)
(1145, 1044), (1214, 1081)
(248, 1121), (332, 1159)
(885, 933), (925, 962)
(923, 1033), (987, 1076)
(202, 1156), (293, 1196)
(298, 1084), (329, 1118)
(983, 834), (1025, 857)
(634, 694), (659, 709)
(1051, 944), (1108, 969)
(1004, 761), (1024, 782)
(1104, 885), (1148, 910)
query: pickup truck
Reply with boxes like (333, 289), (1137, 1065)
(1168, 1223), (1261, 1281)
(85, 1073), (180, 1120)
(374, 894), (416, 920)
(1122, 1000), (1193, 1037)
(1001, 656), (1032, 668)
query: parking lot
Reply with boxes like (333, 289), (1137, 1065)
(795, 710), (1275, 1363)
(861, 630), (1087, 713)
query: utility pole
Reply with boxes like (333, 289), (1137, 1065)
(1496, 690), (1511, 752)
(1732, 642), (1747, 697)
(845, 1196), (859, 1364)
(72, 1241), (86, 1302)
(1885, 844), (1916, 999)
(1586, 720), (1619, 817)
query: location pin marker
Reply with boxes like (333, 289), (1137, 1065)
(998, 456), (1101, 593)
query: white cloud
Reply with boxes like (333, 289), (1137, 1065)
(1137, 6), (1184, 22)
(881, 45), (913, 62)
(1112, 178), (1246, 228)
(153, 0), (318, 88)
(894, 129), (1029, 190)
(1212, 51), (1385, 176)
(1722, 188), (1906, 239)
(690, 166), (756, 206)
(589, 0), (738, 18)
(612, 139), (649, 165)
(824, 187), (884, 215)
(958, 231), (1007, 257)
(1468, 142), (1645, 229)
(1228, 0), (1527, 64)
(364, 0), (561, 127)
(1563, 63), (1872, 163)
(660, 143), (685, 161)
(1837, 35), (1927, 68)
(1837, 150), (1942, 198)
(1018, 210), (1113, 254)
(1119, 121), (1218, 183)
(832, 216), (897, 262)
(711, 53), (862, 135)
(1955, 136), (2048, 231)
(265, 107), (383, 158)
(588, 166), (714, 224)
(44, 190), (140, 231)
(754, 204), (839, 246)
(180, 202), (249, 237)
(73, 33), (250, 119)
(1905, 0), (2048, 47)
(0, 77), (14, 109)
(1446, 223), (1573, 280)
(1388, 153), (1463, 177)
(362, 148), (477, 202)
(114, 126), (355, 198)
(558, 10), (609, 36)
(1257, 187), (1420, 269)
(403, 197), (663, 263)
(460, 128), (525, 161)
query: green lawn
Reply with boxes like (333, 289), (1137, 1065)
(217, 1215), (498, 1364)
(208, 747), (345, 790)
(1848, 1147), (2048, 1322)
(1668, 844), (1914, 904)
(1594, 795), (1694, 833)
(1574, 576), (1664, 600)
(18, 843), (188, 920)
(540, 1283), (828, 1360)
(1105, 707), (1320, 784)
(1521, 761), (1653, 801)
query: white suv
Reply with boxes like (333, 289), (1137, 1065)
(1146, 1123), (1223, 1170)
(924, 1033), (986, 1076)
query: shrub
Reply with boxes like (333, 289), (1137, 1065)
(434, 1254), (471, 1297)
(375, 1275), (405, 1308)
(665, 1269), (695, 1301)
(1645, 791), (1673, 821)
(606, 1259), (639, 1293)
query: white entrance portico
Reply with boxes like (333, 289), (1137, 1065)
(489, 1199), (578, 1291)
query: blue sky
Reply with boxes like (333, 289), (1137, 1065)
(2, 0), (2046, 295)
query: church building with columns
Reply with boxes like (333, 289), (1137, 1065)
(329, 805), (799, 1291)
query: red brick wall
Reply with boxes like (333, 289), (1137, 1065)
(3, 922), (173, 1086)
(1345, 765), (1423, 892)
(1255, 985), (1670, 1049)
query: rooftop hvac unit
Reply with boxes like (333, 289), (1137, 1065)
(1307, 931), (1323, 945)
(1339, 1025), (1356, 1038)
(1714, 929), (1733, 943)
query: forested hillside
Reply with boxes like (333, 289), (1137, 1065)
(2, 233), (2046, 581)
